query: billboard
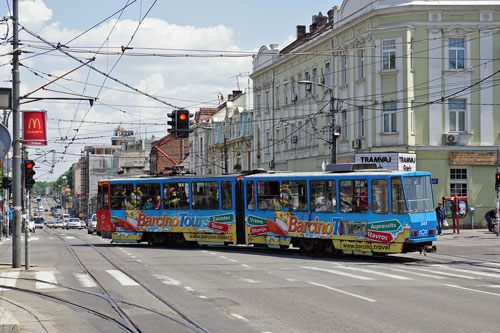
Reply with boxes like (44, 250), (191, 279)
(22, 111), (47, 145)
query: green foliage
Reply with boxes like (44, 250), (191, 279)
(31, 165), (73, 196)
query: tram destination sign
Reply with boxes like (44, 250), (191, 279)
(355, 153), (416, 171)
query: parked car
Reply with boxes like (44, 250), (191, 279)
(66, 218), (82, 230)
(87, 214), (97, 234)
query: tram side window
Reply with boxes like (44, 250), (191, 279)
(137, 183), (161, 210)
(192, 181), (219, 210)
(339, 179), (368, 213)
(372, 179), (388, 214)
(221, 181), (233, 210)
(110, 183), (133, 210)
(246, 181), (255, 210)
(257, 180), (280, 211)
(164, 182), (189, 210)
(391, 177), (408, 214)
(310, 180), (336, 213)
(281, 180), (307, 212)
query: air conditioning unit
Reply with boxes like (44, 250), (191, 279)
(352, 138), (362, 150)
(291, 136), (298, 144)
(444, 133), (459, 145)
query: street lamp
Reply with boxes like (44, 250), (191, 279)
(298, 80), (343, 164)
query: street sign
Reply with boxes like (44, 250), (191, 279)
(431, 178), (438, 184)
(0, 123), (11, 159)
(22, 110), (47, 145)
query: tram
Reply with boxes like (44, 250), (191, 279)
(96, 165), (437, 255)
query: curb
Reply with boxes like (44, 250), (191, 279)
(0, 307), (19, 333)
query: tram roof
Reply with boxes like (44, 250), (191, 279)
(101, 169), (431, 183)
(242, 169), (431, 179)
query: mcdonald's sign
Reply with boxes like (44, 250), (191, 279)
(22, 111), (47, 145)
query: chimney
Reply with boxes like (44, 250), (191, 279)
(232, 90), (242, 99)
(310, 15), (318, 32)
(296, 25), (306, 39)
(317, 12), (327, 27)
(327, 9), (334, 24)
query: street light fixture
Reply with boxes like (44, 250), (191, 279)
(298, 80), (343, 164)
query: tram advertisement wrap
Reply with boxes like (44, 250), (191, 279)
(110, 209), (236, 234)
(246, 212), (406, 244)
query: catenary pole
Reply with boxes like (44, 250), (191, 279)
(12, 0), (22, 268)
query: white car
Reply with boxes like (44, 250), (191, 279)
(87, 214), (97, 234)
(27, 220), (35, 233)
(66, 218), (82, 229)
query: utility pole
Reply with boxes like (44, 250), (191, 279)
(12, 0), (22, 268)
(223, 134), (228, 174)
(330, 97), (337, 164)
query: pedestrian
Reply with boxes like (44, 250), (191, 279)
(484, 209), (497, 232)
(8, 206), (13, 235)
(435, 202), (445, 235)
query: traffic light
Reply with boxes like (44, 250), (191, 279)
(167, 110), (178, 137)
(24, 159), (36, 190)
(496, 172), (500, 191)
(2, 176), (11, 189)
(176, 109), (192, 139)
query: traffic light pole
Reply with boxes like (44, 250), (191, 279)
(496, 148), (499, 236)
(12, 0), (22, 268)
(25, 189), (30, 269)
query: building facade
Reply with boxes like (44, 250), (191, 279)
(251, 0), (500, 224)
(206, 90), (254, 175)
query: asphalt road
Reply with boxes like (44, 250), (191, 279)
(1, 228), (500, 332)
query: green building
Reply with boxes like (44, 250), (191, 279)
(250, 0), (500, 227)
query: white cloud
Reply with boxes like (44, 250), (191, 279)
(19, 0), (52, 31)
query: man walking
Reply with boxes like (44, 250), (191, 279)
(435, 202), (445, 235)
(484, 209), (497, 232)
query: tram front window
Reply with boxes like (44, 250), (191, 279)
(403, 176), (434, 213)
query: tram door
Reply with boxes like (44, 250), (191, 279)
(235, 179), (246, 244)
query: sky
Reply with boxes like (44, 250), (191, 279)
(0, 0), (343, 180)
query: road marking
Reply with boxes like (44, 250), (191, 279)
(332, 264), (412, 280)
(302, 266), (374, 280)
(240, 278), (261, 283)
(65, 236), (75, 240)
(230, 313), (249, 321)
(405, 267), (479, 280)
(36, 271), (57, 289)
(199, 295), (207, 299)
(388, 268), (447, 280)
(131, 256), (136, 259)
(0, 271), (20, 291)
(483, 285), (500, 288)
(184, 286), (194, 292)
(106, 270), (139, 286)
(74, 273), (97, 288)
(154, 274), (181, 285)
(29, 237), (39, 241)
(309, 282), (376, 302)
(241, 264), (251, 268)
(431, 264), (500, 278)
(446, 284), (500, 297)
(220, 256), (228, 259)
(229, 259), (238, 263)
(286, 278), (299, 282)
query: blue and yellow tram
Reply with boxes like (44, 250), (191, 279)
(96, 167), (437, 255)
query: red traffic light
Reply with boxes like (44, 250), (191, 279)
(178, 112), (187, 121)
(25, 161), (34, 169)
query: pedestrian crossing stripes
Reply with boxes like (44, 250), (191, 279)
(0, 262), (498, 294)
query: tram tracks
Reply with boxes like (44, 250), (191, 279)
(26, 229), (212, 332)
